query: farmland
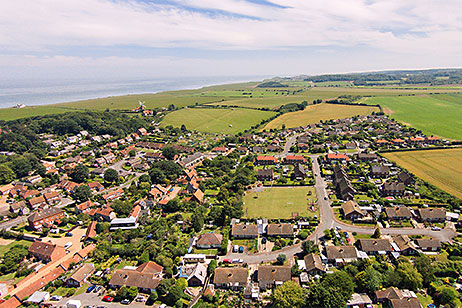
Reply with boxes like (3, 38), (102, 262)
(383, 148), (462, 198)
(159, 107), (276, 134)
(367, 94), (462, 140)
(263, 103), (379, 130)
(243, 186), (318, 219)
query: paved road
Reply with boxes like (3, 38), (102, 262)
(278, 132), (300, 158)
(223, 155), (457, 264)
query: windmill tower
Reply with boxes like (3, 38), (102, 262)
(138, 101), (146, 110)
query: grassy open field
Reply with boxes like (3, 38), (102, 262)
(383, 148), (462, 198)
(160, 107), (276, 134)
(0, 240), (33, 256)
(243, 186), (318, 219)
(263, 103), (379, 129)
(367, 94), (462, 140)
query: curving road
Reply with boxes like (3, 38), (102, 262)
(222, 155), (457, 264)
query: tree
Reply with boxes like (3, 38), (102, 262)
(180, 124), (187, 131)
(302, 240), (319, 255)
(395, 262), (423, 291)
(354, 267), (381, 293)
(0, 165), (15, 184)
(207, 260), (217, 276)
(70, 164), (89, 183)
(277, 254), (287, 265)
(164, 198), (181, 213)
(162, 146), (178, 160)
(104, 168), (118, 182)
(434, 285), (461, 308)
(151, 161), (182, 181)
(305, 284), (347, 308)
(149, 168), (166, 184)
(112, 200), (133, 217)
(129, 149), (136, 157)
(271, 281), (305, 308)
(148, 290), (158, 302)
(10, 156), (32, 178)
(372, 228), (381, 239)
(414, 254), (435, 287)
(322, 271), (355, 301)
(73, 185), (91, 202)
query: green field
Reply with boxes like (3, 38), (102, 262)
(243, 186), (318, 219)
(263, 103), (379, 129)
(367, 94), (462, 140)
(0, 240), (33, 256)
(383, 148), (462, 198)
(160, 107), (276, 134)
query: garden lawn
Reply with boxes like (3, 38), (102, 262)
(383, 148), (462, 198)
(367, 94), (462, 140)
(160, 107), (276, 134)
(263, 103), (379, 129)
(0, 240), (33, 257)
(243, 186), (318, 219)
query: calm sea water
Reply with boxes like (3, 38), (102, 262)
(0, 75), (268, 108)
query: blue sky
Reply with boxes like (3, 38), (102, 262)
(0, 0), (461, 80)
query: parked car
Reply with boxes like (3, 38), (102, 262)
(50, 295), (62, 301)
(93, 286), (102, 293)
(432, 226), (442, 231)
(121, 299), (131, 305)
(65, 232), (73, 237)
(223, 259), (231, 264)
(238, 246), (244, 253)
(233, 245), (239, 253)
(261, 237), (267, 244)
(232, 259), (244, 263)
(64, 241), (73, 249)
(102, 296), (114, 302)
(86, 285), (95, 293)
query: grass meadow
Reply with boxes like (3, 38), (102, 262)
(383, 148), (462, 198)
(367, 94), (462, 140)
(159, 107), (276, 134)
(243, 186), (318, 219)
(263, 103), (379, 129)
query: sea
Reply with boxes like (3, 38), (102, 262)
(0, 75), (269, 108)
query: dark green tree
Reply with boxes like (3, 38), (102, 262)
(104, 168), (119, 182)
(0, 164), (15, 184)
(162, 146), (178, 160)
(70, 164), (89, 183)
(73, 185), (91, 202)
(271, 281), (305, 308)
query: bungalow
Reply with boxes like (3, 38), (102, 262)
(196, 233), (223, 249)
(144, 152), (164, 163)
(257, 265), (291, 290)
(66, 263), (95, 287)
(409, 136), (425, 144)
(341, 201), (365, 221)
(297, 143), (309, 151)
(393, 235), (418, 256)
(416, 208), (446, 223)
(325, 245), (358, 265)
(304, 253), (326, 276)
(371, 165), (390, 178)
(94, 206), (116, 222)
(84, 221), (98, 242)
(385, 207), (412, 221)
(346, 293), (373, 308)
(28, 196), (47, 209)
(102, 188), (123, 202)
(191, 189), (204, 204)
(397, 172), (415, 185)
(284, 155), (306, 165)
(257, 169), (273, 181)
(10, 201), (29, 215)
(75, 200), (94, 214)
(357, 153), (378, 162)
(425, 136), (439, 144)
(325, 153), (350, 163)
(44, 191), (61, 205)
(20, 189), (40, 199)
(266, 224), (294, 238)
(28, 207), (65, 230)
(255, 155), (277, 166)
(231, 224), (258, 238)
(109, 261), (163, 293)
(416, 238), (441, 252)
(214, 267), (248, 290)
(0, 183), (14, 196)
(28, 241), (66, 263)
(212, 147), (227, 154)
(293, 164), (308, 179)
(356, 239), (393, 255)
(375, 287), (420, 308)
(382, 182), (405, 197)
(88, 182), (104, 193)
(392, 138), (406, 146)
(179, 152), (204, 168)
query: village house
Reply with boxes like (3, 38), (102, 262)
(393, 235), (418, 256)
(356, 239), (393, 255)
(397, 172), (415, 185)
(28, 207), (65, 230)
(214, 267), (248, 290)
(109, 261), (163, 293)
(255, 155), (278, 166)
(257, 169), (274, 181)
(382, 182), (405, 197)
(178, 263), (207, 287)
(66, 263), (95, 287)
(293, 164), (308, 179)
(94, 206), (116, 222)
(0, 183), (14, 196)
(385, 206), (412, 221)
(375, 287), (420, 308)
(179, 152), (204, 168)
(333, 165), (356, 200)
(84, 221), (98, 242)
(103, 188), (123, 202)
(416, 238), (441, 252)
(284, 155), (307, 165)
(231, 224), (258, 238)
(10, 201), (29, 215)
(257, 265), (291, 290)
(28, 195), (47, 209)
(370, 165), (390, 178)
(266, 224), (294, 238)
(28, 241), (66, 263)
(75, 200), (94, 214)
(88, 182), (104, 193)
(326, 153), (350, 163)
(212, 146), (227, 154)
(346, 293), (373, 308)
(416, 208), (446, 223)
(303, 253), (327, 276)
(325, 245), (359, 265)
(357, 153), (378, 162)
(196, 233), (223, 249)
(144, 152), (165, 163)
(44, 191), (61, 205)
(341, 201), (365, 221)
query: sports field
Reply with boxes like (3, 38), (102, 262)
(243, 186), (318, 219)
(383, 148), (462, 198)
(367, 94), (462, 140)
(160, 107), (276, 134)
(263, 103), (379, 129)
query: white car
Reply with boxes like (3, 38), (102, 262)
(50, 295), (62, 301)
(64, 241), (73, 249)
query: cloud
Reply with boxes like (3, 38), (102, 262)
(0, 0), (461, 53)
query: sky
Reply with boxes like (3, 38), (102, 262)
(1, 0), (461, 80)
